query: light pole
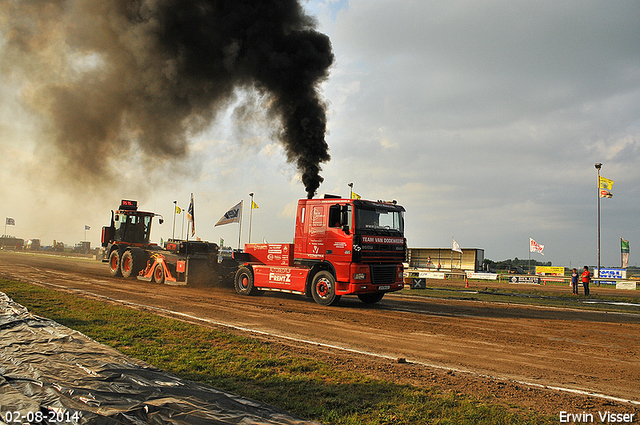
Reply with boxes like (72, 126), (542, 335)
(595, 163), (602, 283)
(172, 200), (178, 240)
(348, 183), (353, 199)
(248, 193), (254, 244)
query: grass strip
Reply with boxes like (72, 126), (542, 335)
(0, 279), (554, 424)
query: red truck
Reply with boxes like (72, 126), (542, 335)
(233, 195), (406, 305)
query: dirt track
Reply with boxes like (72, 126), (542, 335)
(1, 251), (639, 418)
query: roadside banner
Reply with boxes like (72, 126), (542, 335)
(466, 271), (498, 280)
(509, 276), (541, 285)
(535, 266), (564, 276)
(595, 268), (626, 285)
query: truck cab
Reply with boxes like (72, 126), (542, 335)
(101, 200), (162, 277)
(294, 197), (406, 294)
(235, 196), (406, 306)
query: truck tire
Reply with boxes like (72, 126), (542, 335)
(153, 263), (165, 284)
(121, 249), (144, 278)
(358, 293), (385, 304)
(108, 250), (122, 277)
(234, 266), (257, 295)
(311, 271), (341, 306)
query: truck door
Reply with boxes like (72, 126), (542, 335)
(307, 204), (326, 259)
(326, 204), (352, 282)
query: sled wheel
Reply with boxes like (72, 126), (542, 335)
(234, 266), (257, 295)
(109, 250), (122, 277)
(153, 263), (165, 284)
(358, 293), (385, 304)
(312, 271), (341, 306)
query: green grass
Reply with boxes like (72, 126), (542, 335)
(0, 279), (555, 424)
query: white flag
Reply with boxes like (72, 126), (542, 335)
(215, 201), (243, 226)
(452, 238), (463, 253)
(530, 238), (544, 255)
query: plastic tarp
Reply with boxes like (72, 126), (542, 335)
(0, 292), (316, 424)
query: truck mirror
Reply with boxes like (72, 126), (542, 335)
(342, 224), (350, 234)
(159, 218), (164, 224)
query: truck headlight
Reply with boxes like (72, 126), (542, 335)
(353, 273), (366, 280)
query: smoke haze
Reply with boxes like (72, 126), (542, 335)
(0, 0), (333, 197)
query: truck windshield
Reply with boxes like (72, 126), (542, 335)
(114, 212), (152, 244)
(354, 207), (404, 236)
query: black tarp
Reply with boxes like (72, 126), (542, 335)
(0, 292), (317, 424)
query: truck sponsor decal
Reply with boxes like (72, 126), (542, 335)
(361, 236), (404, 244)
(311, 206), (325, 227)
(268, 267), (292, 284)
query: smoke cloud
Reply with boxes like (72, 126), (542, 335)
(0, 0), (333, 198)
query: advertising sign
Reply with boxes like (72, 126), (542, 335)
(509, 276), (541, 285)
(466, 272), (498, 280)
(595, 268), (626, 285)
(535, 266), (565, 276)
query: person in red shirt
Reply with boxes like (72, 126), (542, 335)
(580, 266), (591, 296)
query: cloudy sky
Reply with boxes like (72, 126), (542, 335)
(1, 0), (639, 268)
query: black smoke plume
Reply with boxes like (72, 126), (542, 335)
(0, 0), (333, 198)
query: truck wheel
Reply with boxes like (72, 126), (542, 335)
(358, 293), (385, 304)
(121, 249), (144, 278)
(153, 263), (165, 284)
(234, 266), (257, 295)
(312, 271), (341, 306)
(108, 250), (122, 277)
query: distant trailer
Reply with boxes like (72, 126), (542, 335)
(0, 236), (24, 251)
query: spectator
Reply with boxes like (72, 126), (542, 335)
(571, 268), (579, 295)
(580, 266), (591, 296)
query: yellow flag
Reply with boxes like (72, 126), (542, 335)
(351, 192), (361, 200)
(599, 176), (614, 190)
(175, 205), (182, 214)
(251, 200), (259, 209)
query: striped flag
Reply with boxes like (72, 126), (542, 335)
(187, 193), (195, 236)
(621, 238), (630, 269)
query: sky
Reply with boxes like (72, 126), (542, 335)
(1, 0), (639, 268)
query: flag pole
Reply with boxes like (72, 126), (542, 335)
(450, 238), (453, 271)
(595, 163), (602, 285)
(528, 238), (531, 275)
(172, 201), (177, 240)
(249, 193), (254, 244)
(238, 200), (243, 250)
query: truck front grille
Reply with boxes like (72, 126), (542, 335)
(370, 264), (398, 285)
